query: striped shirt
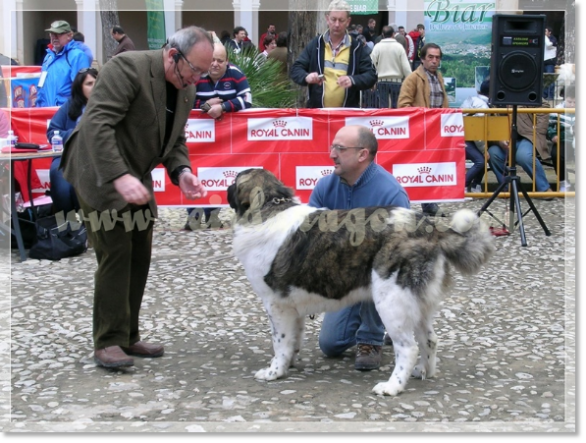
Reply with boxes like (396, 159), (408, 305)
(194, 63), (252, 111)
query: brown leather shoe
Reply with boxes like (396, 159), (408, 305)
(94, 346), (134, 368)
(122, 341), (164, 358)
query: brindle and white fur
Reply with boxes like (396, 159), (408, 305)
(227, 169), (494, 396)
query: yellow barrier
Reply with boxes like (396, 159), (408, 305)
(461, 107), (575, 199)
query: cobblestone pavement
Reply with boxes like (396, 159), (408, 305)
(0, 196), (576, 433)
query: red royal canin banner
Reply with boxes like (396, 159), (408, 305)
(7, 107), (465, 206)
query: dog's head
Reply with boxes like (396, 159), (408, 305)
(227, 168), (295, 217)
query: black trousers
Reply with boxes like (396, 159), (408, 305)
(77, 194), (154, 350)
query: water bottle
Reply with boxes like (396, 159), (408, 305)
(7, 130), (17, 148)
(51, 130), (63, 152)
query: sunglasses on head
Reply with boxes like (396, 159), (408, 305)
(78, 67), (98, 75)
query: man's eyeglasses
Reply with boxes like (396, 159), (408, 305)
(330, 144), (364, 153)
(177, 50), (202, 75)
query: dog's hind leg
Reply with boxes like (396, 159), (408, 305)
(255, 302), (302, 381)
(371, 274), (420, 396)
(292, 315), (305, 363)
(412, 316), (438, 379)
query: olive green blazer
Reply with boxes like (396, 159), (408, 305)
(62, 49), (195, 217)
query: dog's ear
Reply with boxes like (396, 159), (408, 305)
(227, 170), (260, 217)
(261, 170), (295, 202)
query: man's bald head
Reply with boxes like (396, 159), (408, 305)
(209, 42), (229, 81)
(213, 43), (227, 60)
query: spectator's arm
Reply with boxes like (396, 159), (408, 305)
(350, 47), (377, 90)
(68, 50), (91, 83)
(399, 51), (412, 78)
(225, 74), (252, 111)
(47, 104), (74, 144)
(290, 41), (314, 86)
(397, 75), (416, 108)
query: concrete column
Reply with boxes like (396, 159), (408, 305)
(94, 0), (103, 66)
(14, 0), (23, 64)
(164, 0), (179, 34)
(391, 0), (408, 28)
(232, 0), (260, 48)
(497, 0), (520, 14)
(76, 0), (98, 64)
(0, 0), (15, 58)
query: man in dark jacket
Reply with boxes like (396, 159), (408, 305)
(111, 25), (136, 56)
(290, 0), (376, 108)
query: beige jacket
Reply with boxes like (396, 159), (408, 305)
(398, 65), (449, 108)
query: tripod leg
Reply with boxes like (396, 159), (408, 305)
(518, 187), (552, 236)
(509, 179), (528, 246)
(477, 178), (511, 217)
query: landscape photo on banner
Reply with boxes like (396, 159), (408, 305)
(424, 0), (494, 107)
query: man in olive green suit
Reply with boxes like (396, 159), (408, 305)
(61, 26), (213, 368)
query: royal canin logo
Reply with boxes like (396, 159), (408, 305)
(273, 120), (287, 127)
(223, 170), (238, 178)
(417, 166), (432, 174)
(369, 119), (384, 127)
(321, 170), (333, 176)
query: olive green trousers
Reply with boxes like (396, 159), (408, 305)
(77, 194), (154, 350)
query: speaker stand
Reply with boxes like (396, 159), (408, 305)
(477, 105), (551, 246)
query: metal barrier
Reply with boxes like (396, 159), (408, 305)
(462, 107), (575, 199)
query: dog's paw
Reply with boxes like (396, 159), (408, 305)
(411, 364), (427, 380)
(372, 381), (404, 397)
(254, 367), (283, 381)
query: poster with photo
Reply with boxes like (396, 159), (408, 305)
(424, 0), (495, 107)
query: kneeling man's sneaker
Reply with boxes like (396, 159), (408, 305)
(355, 343), (382, 371)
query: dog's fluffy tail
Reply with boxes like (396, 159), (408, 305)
(439, 209), (495, 275)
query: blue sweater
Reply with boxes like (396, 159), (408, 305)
(309, 162), (410, 210)
(194, 63), (252, 112)
(46, 99), (80, 145)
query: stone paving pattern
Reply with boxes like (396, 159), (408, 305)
(0, 194), (576, 433)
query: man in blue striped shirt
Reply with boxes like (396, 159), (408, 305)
(194, 43), (252, 119)
(185, 43), (252, 230)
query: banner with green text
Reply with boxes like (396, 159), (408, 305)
(146, 0), (166, 50)
(347, 0), (378, 15)
(424, 0), (495, 106)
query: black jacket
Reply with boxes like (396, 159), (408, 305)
(290, 33), (377, 108)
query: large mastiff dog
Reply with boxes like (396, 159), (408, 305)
(227, 168), (494, 396)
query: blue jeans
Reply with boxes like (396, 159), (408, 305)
(543, 64), (555, 98)
(376, 81), (401, 108)
(487, 138), (551, 192)
(50, 156), (79, 214)
(186, 207), (212, 220)
(465, 141), (486, 187)
(318, 301), (384, 357)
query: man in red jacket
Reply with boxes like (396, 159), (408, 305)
(258, 24), (276, 52)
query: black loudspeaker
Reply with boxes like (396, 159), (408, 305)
(489, 14), (545, 106)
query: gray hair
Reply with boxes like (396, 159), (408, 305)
(167, 26), (213, 55)
(356, 126), (378, 158)
(327, 0), (351, 16)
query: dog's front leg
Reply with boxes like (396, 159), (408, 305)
(255, 302), (302, 381)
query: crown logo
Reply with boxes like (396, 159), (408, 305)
(223, 170), (238, 178)
(417, 166), (432, 174)
(369, 119), (384, 127)
(321, 169), (333, 176)
(273, 120), (287, 128)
